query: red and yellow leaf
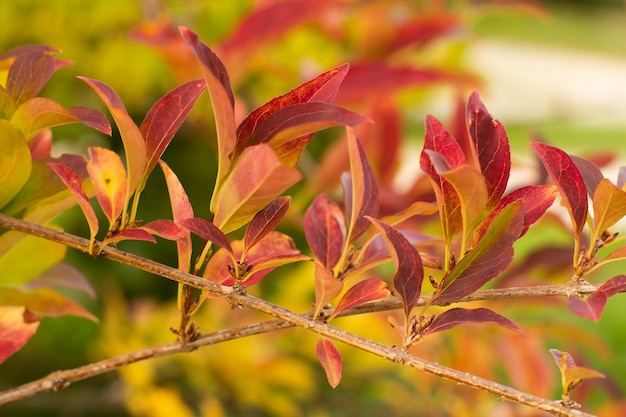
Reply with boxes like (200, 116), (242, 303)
(316, 337), (342, 388)
(104, 228), (156, 246)
(140, 220), (187, 242)
(0, 287), (96, 321)
(567, 293), (607, 322)
(179, 217), (232, 253)
(0, 120), (31, 209)
(78, 77), (147, 197)
(421, 307), (523, 337)
(592, 178), (626, 237)
(244, 196), (290, 253)
(180, 26), (236, 186)
(0, 306), (40, 364)
(531, 142), (587, 243)
(6, 49), (56, 105)
(211, 144), (301, 233)
(329, 278), (389, 320)
(314, 263), (344, 316)
(366, 217), (423, 318)
(303, 194), (346, 271)
(466, 91), (511, 208)
(549, 349), (604, 395)
(87, 147), (127, 228)
(10, 97), (82, 139)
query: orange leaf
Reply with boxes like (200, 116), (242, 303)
(0, 306), (40, 364)
(87, 147), (127, 228)
(316, 337), (342, 388)
(314, 263), (344, 316)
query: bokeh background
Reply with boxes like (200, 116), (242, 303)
(2, 0), (626, 416)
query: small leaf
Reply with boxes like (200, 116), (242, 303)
(329, 278), (389, 320)
(6, 49), (56, 105)
(87, 147), (127, 228)
(0, 120), (31, 209)
(314, 263), (344, 316)
(159, 160), (194, 272)
(25, 262), (95, 298)
(140, 220), (187, 242)
(10, 97), (83, 139)
(439, 164), (489, 235)
(549, 349), (604, 395)
(567, 293), (607, 322)
(211, 144), (301, 233)
(316, 338), (342, 388)
(344, 128), (380, 242)
(48, 162), (99, 243)
(366, 217), (423, 318)
(0, 287), (96, 321)
(78, 77), (147, 197)
(377, 201), (439, 227)
(466, 91), (511, 208)
(180, 26), (236, 185)
(592, 178), (626, 236)
(422, 307), (523, 337)
(104, 228), (156, 245)
(571, 155), (604, 198)
(139, 79), (206, 190)
(597, 274), (626, 297)
(0, 306), (40, 364)
(531, 142), (587, 241)
(303, 194), (346, 271)
(437, 201), (524, 303)
(69, 106), (112, 135)
(244, 196), (290, 253)
(28, 129), (51, 161)
(179, 217), (232, 253)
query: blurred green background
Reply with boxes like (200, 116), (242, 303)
(2, 0), (626, 416)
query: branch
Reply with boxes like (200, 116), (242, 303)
(0, 214), (598, 416)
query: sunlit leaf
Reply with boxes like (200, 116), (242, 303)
(212, 144), (301, 233)
(244, 196), (290, 253)
(531, 142), (587, 242)
(139, 79), (206, 190)
(366, 217), (423, 318)
(0, 120), (31, 209)
(439, 164), (489, 235)
(466, 91), (510, 208)
(179, 217), (232, 253)
(344, 128), (379, 242)
(377, 201), (439, 227)
(316, 337), (342, 388)
(180, 26), (236, 186)
(304, 194), (346, 271)
(87, 147), (127, 228)
(6, 49), (56, 105)
(592, 178), (626, 237)
(549, 349), (604, 395)
(11, 97), (81, 139)
(78, 76), (147, 197)
(329, 278), (389, 320)
(235, 63), (350, 156)
(0, 287), (96, 321)
(421, 307), (523, 337)
(159, 160), (194, 272)
(0, 306), (40, 364)
(437, 201), (523, 303)
(314, 263), (344, 316)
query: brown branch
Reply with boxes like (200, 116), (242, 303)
(0, 214), (598, 416)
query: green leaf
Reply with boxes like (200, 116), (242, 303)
(0, 120), (31, 209)
(211, 144), (301, 233)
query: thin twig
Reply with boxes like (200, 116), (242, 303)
(0, 214), (598, 416)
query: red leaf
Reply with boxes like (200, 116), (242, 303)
(330, 278), (389, 320)
(422, 307), (523, 337)
(344, 129), (380, 242)
(211, 144), (301, 233)
(179, 217), (232, 253)
(598, 274), (626, 297)
(592, 179), (626, 236)
(139, 79), (206, 189)
(437, 201), (524, 303)
(159, 160), (194, 272)
(140, 220), (187, 242)
(47, 162), (99, 241)
(0, 306), (40, 364)
(86, 147), (127, 228)
(314, 263), (344, 315)
(571, 155), (604, 198)
(303, 194), (346, 271)
(531, 142), (587, 241)
(316, 337), (342, 388)
(28, 130), (52, 161)
(6, 49), (56, 105)
(69, 106), (112, 135)
(244, 196), (290, 253)
(567, 293), (607, 322)
(241, 102), (370, 157)
(236, 63), (350, 155)
(78, 77), (147, 196)
(466, 91), (511, 208)
(366, 218), (423, 318)
(104, 228), (156, 245)
(180, 26), (236, 184)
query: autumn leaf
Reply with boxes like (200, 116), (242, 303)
(0, 287), (96, 321)
(179, 217), (232, 254)
(366, 217), (423, 318)
(0, 120), (31, 210)
(531, 142), (587, 245)
(244, 196), (290, 253)
(592, 178), (626, 238)
(86, 147), (127, 229)
(316, 337), (342, 388)
(304, 194), (346, 271)
(0, 306), (40, 364)
(421, 307), (523, 337)
(568, 275), (626, 321)
(329, 278), (389, 320)
(571, 155), (604, 198)
(11, 97), (85, 139)
(466, 91), (511, 209)
(549, 349), (604, 397)
(5, 49), (56, 105)
(314, 263), (344, 317)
